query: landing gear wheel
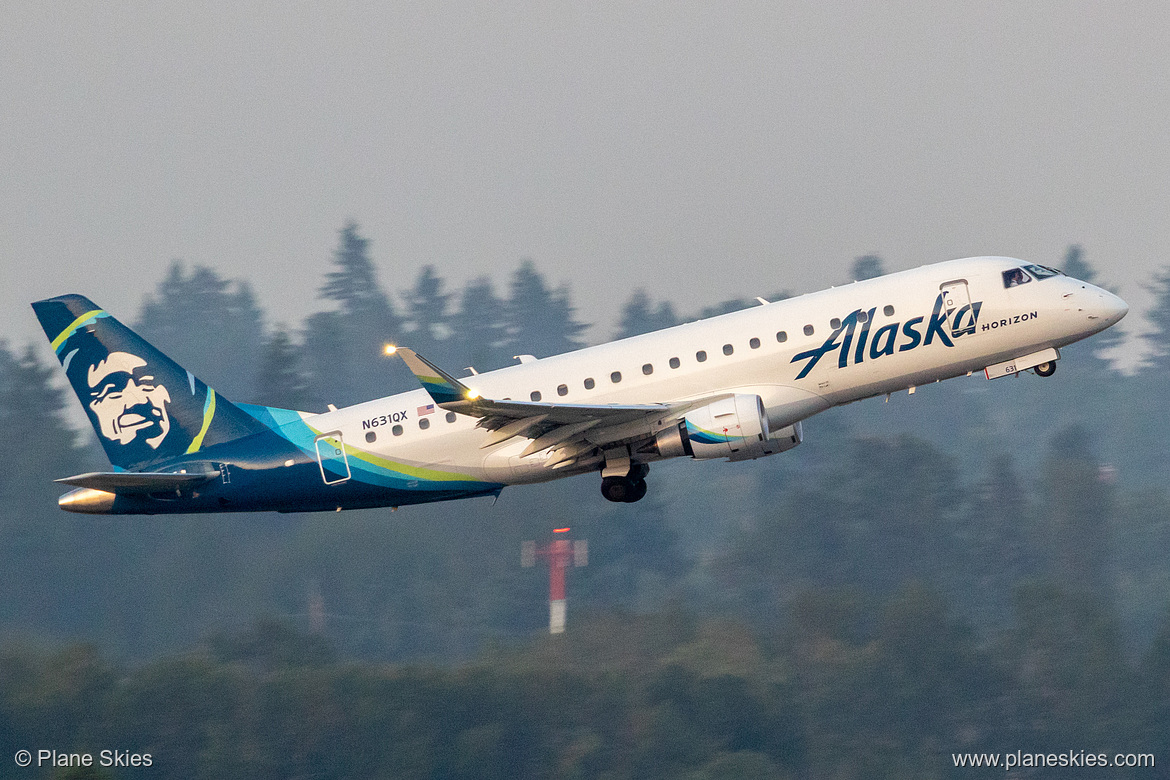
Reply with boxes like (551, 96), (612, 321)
(601, 476), (648, 503)
(1034, 361), (1056, 377)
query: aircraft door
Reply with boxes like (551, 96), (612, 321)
(314, 431), (351, 485)
(939, 279), (980, 339)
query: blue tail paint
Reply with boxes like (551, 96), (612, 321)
(32, 294), (267, 471)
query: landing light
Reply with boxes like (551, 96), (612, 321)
(384, 344), (397, 355)
(466, 389), (481, 400)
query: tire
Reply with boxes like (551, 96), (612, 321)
(601, 476), (631, 503)
(624, 479), (648, 503)
(1034, 361), (1056, 377)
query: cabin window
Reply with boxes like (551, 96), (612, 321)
(419, 418), (430, 430)
(857, 310), (868, 323)
(830, 318), (841, 329)
(803, 324), (814, 336)
(530, 391), (542, 402)
(696, 350), (707, 362)
(749, 337), (760, 349)
(884, 305), (895, 317)
(557, 384), (568, 396)
(446, 412), (457, 423)
(776, 331), (788, 343)
(584, 377), (595, 390)
(392, 424), (403, 436)
(723, 344), (734, 356)
(611, 371), (622, 383)
(642, 363), (653, 375)
(365, 431), (376, 443)
(669, 357), (681, 369)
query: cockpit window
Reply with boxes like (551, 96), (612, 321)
(1023, 264), (1061, 279)
(1003, 268), (1032, 288)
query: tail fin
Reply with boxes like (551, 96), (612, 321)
(32, 294), (267, 471)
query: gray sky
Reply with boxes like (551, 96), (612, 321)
(4, 2), (1169, 362)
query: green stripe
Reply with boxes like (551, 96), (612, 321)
(185, 389), (216, 454)
(50, 309), (105, 352)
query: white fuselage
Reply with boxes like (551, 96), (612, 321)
(305, 257), (1127, 487)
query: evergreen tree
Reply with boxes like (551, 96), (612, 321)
(505, 259), (586, 358)
(1039, 426), (1115, 606)
(254, 327), (309, 410)
(401, 265), (451, 361)
(136, 262), (264, 400)
(450, 276), (509, 373)
(849, 254), (886, 281)
(616, 289), (679, 340)
(303, 222), (405, 407)
(1144, 264), (1170, 372)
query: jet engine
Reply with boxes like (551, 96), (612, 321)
(654, 394), (803, 461)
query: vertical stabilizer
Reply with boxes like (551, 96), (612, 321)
(32, 294), (267, 471)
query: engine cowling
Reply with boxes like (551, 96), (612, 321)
(654, 394), (804, 461)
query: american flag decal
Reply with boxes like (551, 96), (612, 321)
(417, 404), (435, 416)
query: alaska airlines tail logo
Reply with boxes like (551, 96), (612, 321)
(85, 351), (173, 449)
(792, 293), (982, 380)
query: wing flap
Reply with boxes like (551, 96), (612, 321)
(55, 471), (218, 495)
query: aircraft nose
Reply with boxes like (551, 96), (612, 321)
(1095, 289), (1129, 324)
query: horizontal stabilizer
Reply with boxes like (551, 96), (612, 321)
(55, 470), (218, 495)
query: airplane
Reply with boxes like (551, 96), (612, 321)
(33, 256), (1127, 515)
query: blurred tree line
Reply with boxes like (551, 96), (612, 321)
(3, 229), (1170, 776)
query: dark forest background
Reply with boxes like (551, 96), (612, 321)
(3, 226), (1170, 778)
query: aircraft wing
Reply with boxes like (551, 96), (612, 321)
(55, 470), (219, 495)
(394, 347), (722, 466)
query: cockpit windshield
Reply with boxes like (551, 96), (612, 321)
(1004, 264), (1064, 288)
(1002, 268), (1032, 288)
(1023, 264), (1062, 279)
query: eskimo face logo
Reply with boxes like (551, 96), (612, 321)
(87, 351), (172, 448)
(791, 293), (983, 380)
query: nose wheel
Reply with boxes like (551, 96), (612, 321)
(1034, 361), (1056, 377)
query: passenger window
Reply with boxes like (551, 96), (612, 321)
(722, 344), (734, 356)
(642, 363), (653, 375)
(696, 350), (707, 362)
(419, 418), (430, 430)
(749, 337), (760, 349)
(803, 325), (814, 336)
(857, 311), (868, 323)
(446, 412), (457, 423)
(530, 391), (542, 402)
(830, 318), (841, 329)
(392, 424), (403, 436)
(557, 384), (568, 396)
(365, 431), (376, 443)
(884, 305), (895, 317)
(1003, 268), (1032, 288)
(776, 331), (788, 343)
(669, 357), (681, 369)
(584, 377), (595, 390)
(611, 371), (622, 383)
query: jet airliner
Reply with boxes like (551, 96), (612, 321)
(33, 256), (1127, 514)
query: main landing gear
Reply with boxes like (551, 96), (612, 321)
(601, 464), (649, 503)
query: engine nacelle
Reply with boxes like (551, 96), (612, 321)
(654, 394), (804, 461)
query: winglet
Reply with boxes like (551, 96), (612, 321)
(392, 347), (476, 406)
